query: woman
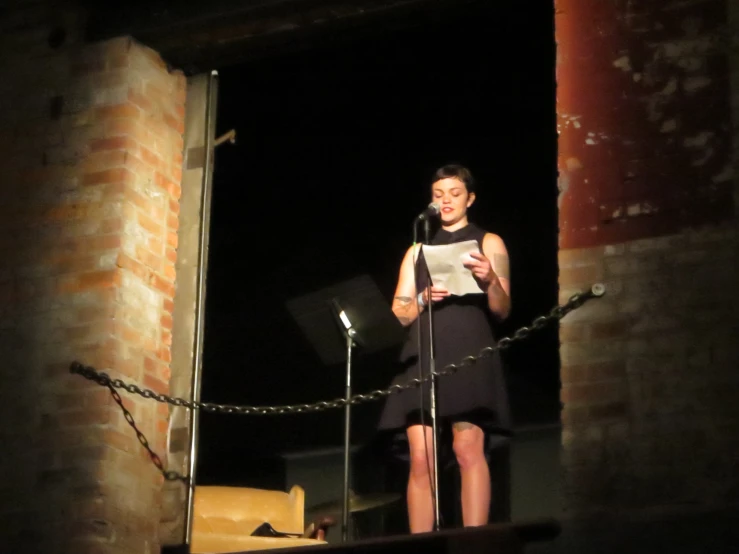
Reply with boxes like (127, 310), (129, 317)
(377, 164), (512, 533)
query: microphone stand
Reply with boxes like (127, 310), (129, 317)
(416, 216), (441, 531)
(330, 299), (357, 543)
(341, 328), (355, 542)
(424, 218), (441, 531)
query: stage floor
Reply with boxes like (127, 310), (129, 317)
(244, 519), (561, 554)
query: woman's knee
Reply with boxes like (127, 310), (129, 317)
(452, 423), (485, 470)
(407, 425), (434, 479)
(408, 448), (433, 478)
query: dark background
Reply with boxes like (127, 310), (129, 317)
(196, 1), (559, 485)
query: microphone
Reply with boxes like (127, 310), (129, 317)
(416, 202), (440, 221)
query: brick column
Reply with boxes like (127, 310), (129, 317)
(0, 4), (185, 552)
(555, 0), (739, 520)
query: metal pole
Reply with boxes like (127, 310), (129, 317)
(184, 69), (219, 548)
(342, 330), (355, 542)
(423, 218), (441, 531)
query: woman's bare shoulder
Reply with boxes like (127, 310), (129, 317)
(482, 232), (507, 253)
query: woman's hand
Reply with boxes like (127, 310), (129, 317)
(463, 251), (499, 290)
(422, 285), (451, 306)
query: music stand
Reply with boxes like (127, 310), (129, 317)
(286, 275), (404, 542)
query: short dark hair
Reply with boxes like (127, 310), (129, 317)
(431, 164), (476, 194)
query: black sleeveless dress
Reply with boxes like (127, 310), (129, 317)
(377, 223), (512, 462)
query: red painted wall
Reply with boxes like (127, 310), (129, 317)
(556, 0), (733, 249)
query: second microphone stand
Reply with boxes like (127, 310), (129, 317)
(415, 216), (441, 531)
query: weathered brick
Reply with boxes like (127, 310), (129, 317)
(57, 269), (121, 294)
(163, 112), (185, 134)
(90, 135), (137, 153)
(588, 402), (629, 422)
(150, 273), (175, 298)
(135, 245), (162, 272)
(96, 103), (141, 121)
(116, 320), (146, 347)
(558, 246), (604, 267)
(170, 162), (183, 184)
(560, 322), (586, 342)
(561, 264), (604, 286)
(143, 374), (167, 395)
(561, 381), (627, 406)
(105, 118), (152, 148)
(604, 256), (662, 277)
(561, 405), (590, 426)
(92, 85), (129, 107)
(136, 210), (164, 236)
(157, 346), (172, 364)
(80, 149), (127, 173)
(122, 150), (152, 178)
(44, 142), (91, 165)
(557, 0), (739, 514)
(57, 406), (114, 427)
(82, 167), (135, 187)
(590, 319), (631, 340)
(139, 143), (164, 171)
(166, 231), (178, 249)
(122, 187), (154, 218)
(160, 313), (173, 331)
(163, 262), (176, 281)
(56, 388), (111, 412)
(0, 21), (184, 553)
(154, 171), (181, 200)
(147, 235), (164, 255)
(627, 235), (682, 253)
(116, 251), (148, 281)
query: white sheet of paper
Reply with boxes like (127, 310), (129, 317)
(421, 240), (485, 296)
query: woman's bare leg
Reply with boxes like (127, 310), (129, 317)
(406, 424), (436, 533)
(452, 422), (490, 526)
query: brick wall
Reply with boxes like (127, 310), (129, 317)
(0, 3), (185, 552)
(555, 0), (739, 521)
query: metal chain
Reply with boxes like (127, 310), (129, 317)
(76, 285), (604, 482)
(106, 383), (188, 483)
(72, 286), (604, 416)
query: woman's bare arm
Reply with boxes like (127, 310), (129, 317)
(481, 233), (511, 320)
(391, 244), (422, 326)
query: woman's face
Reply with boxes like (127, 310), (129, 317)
(432, 177), (475, 225)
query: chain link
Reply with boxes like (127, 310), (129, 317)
(73, 286), (603, 482)
(106, 383), (188, 482)
(72, 287), (602, 416)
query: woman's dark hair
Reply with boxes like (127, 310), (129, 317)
(431, 164), (476, 194)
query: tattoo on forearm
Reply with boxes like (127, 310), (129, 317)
(493, 254), (510, 280)
(394, 296), (416, 326)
